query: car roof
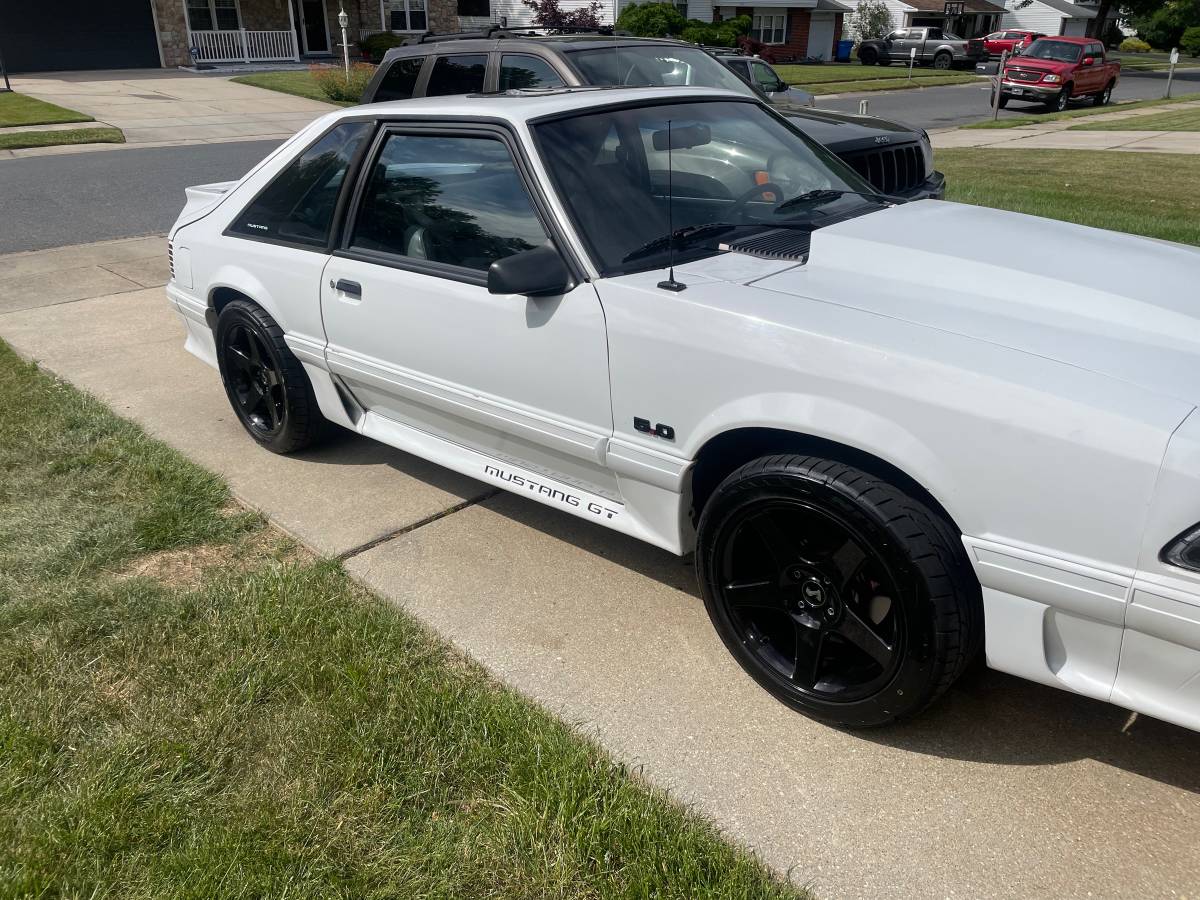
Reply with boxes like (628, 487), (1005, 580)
(380, 34), (695, 56)
(354, 85), (752, 123)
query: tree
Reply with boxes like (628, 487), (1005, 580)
(681, 14), (751, 46)
(521, 0), (605, 29)
(850, 0), (893, 41)
(616, 2), (688, 36)
(1128, 0), (1200, 48)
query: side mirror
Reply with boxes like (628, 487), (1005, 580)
(1083, 55), (1095, 65)
(488, 243), (572, 297)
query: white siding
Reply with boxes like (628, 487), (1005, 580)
(486, 0), (615, 27)
(848, 0), (909, 36)
(1001, 0), (1066, 35)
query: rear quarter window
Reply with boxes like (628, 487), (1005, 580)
(228, 121), (372, 247)
(375, 56), (425, 102)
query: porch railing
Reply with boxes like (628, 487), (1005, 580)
(189, 29), (299, 63)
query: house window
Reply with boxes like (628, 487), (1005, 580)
(675, 1), (689, 18)
(751, 13), (787, 44)
(187, 0), (240, 31)
(389, 0), (428, 32)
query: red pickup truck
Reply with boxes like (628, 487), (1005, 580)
(997, 36), (1120, 112)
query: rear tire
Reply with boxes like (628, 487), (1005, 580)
(695, 454), (982, 728)
(215, 299), (328, 455)
(1093, 80), (1114, 106)
(933, 51), (952, 70)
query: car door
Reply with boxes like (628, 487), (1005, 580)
(319, 123), (618, 498)
(748, 60), (785, 97)
(882, 29), (910, 62)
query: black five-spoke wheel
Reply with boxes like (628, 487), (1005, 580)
(697, 454), (981, 727)
(215, 298), (327, 454)
(223, 322), (286, 438)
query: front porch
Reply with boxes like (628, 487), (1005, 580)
(177, 0), (387, 65)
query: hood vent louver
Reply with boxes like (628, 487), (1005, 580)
(720, 228), (812, 263)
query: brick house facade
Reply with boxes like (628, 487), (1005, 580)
(714, 1), (849, 62)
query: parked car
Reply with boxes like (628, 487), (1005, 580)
(361, 30), (944, 200)
(982, 28), (1045, 58)
(996, 35), (1119, 110)
(703, 48), (816, 108)
(168, 86), (1200, 733)
(857, 27), (986, 69)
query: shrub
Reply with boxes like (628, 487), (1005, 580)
(616, 2), (687, 36)
(311, 63), (376, 103)
(681, 14), (750, 46)
(358, 32), (406, 62)
(1182, 25), (1200, 56)
(1119, 36), (1152, 53)
(850, 0), (893, 41)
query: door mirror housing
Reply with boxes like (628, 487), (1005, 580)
(1082, 55), (1095, 65)
(488, 243), (572, 297)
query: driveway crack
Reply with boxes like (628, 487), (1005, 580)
(336, 489), (501, 561)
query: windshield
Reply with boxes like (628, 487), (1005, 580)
(567, 45), (756, 96)
(534, 99), (880, 276)
(1022, 39), (1082, 62)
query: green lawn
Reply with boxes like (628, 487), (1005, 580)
(964, 94), (1200, 128)
(0, 92), (93, 127)
(0, 127), (124, 151)
(778, 63), (980, 94)
(0, 340), (799, 900)
(939, 148), (1200, 246)
(1070, 105), (1200, 131)
(231, 70), (347, 105)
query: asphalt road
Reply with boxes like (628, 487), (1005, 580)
(820, 67), (1200, 130)
(0, 140), (281, 255)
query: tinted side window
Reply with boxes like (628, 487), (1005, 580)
(927, 28), (943, 39)
(350, 133), (549, 272)
(426, 54), (487, 96)
(376, 56), (425, 101)
(499, 54), (565, 90)
(230, 122), (370, 247)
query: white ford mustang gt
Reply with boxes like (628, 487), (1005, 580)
(167, 85), (1200, 731)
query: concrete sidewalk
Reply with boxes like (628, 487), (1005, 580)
(3, 237), (1200, 899)
(933, 98), (1200, 152)
(9, 69), (332, 157)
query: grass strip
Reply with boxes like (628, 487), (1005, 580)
(964, 94), (1199, 128)
(0, 127), (124, 151)
(231, 71), (348, 106)
(1069, 106), (1200, 131)
(0, 340), (799, 900)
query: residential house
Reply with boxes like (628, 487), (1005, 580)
(1000, 0), (1097, 37)
(855, 0), (1005, 39)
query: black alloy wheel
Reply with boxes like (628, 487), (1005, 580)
(223, 322), (285, 439)
(859, 48), (878, 65)
(215, 299), (327, 454)
(696, 454), (980, 727)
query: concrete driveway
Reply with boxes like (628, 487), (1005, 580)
(3, 236), (1200, 899)
(12, 69), (331, 148)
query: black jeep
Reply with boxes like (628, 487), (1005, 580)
(360, 29), (945, 201)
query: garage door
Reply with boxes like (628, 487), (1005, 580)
(0, 0), (160, 72)
(1061, 18), (1088, 36)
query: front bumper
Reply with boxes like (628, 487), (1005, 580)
(894, 170), (945, 202)
(999, 79), (1060, 99)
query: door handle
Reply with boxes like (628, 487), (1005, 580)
(332, 278), (362, 298)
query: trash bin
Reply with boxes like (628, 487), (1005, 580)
(836, 39), (854, 62)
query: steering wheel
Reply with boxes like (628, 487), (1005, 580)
(728, 182), (786, 221)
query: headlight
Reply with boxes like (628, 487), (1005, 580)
(1042, 73), (1062, 83)
(919, 129), (934, 177)
(1162, 525), (1200, 572)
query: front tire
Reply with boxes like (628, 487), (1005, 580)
(1049, 86), (1071, 112)
(215, 299), (328, 454)
(695, 454), (981, 728)
(859, 48), (878, 65)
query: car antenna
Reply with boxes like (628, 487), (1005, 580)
(657, 119), (687, 293)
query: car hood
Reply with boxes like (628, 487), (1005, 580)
(1005, 56), (1075, 74)
(778, 106), (920, 152)
(748, 201), (1200, 403)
